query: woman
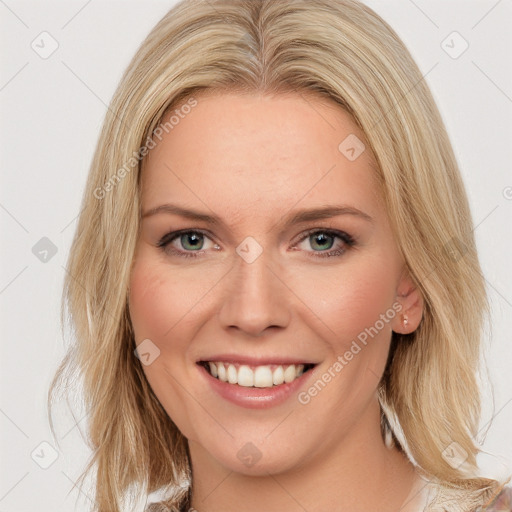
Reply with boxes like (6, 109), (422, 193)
(48, 0), (511, 510)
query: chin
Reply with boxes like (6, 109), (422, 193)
(190, 430), (309, 477)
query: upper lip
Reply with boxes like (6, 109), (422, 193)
(197, 354), (318, 366)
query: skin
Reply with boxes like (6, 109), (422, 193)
(128, 91), (424, 512)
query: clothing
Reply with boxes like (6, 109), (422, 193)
(401, 474), (512, 512)
(145, 475), (512, 512)
(145, 483), (512, 511)
(486, 487), (512, 511)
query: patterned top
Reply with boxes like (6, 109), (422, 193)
(481, 486), (512, 511)
(402, 476), (512, 512)
(145, 485), (512, 511)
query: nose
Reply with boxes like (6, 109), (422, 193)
(218, 248), (291, 337)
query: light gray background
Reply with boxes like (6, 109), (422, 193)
(1, 1), (511, 510)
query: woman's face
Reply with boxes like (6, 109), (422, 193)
(129, 91), (422, 475)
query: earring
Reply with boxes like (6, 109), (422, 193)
(402, 314), (409, 328)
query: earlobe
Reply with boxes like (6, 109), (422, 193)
(392, 271), (424, 334)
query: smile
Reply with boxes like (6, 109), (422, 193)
(199, 361), (316, 388)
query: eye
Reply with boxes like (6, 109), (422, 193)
(157, 230), (220, 258)
(294, 229), (355, 258)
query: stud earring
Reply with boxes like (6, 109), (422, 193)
(402, 314), (409, 328)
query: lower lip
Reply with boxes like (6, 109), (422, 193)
(197, 363), (316, 409)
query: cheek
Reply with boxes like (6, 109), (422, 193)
(291, 263), (398, 421)
(293, 262), (397, 340)
(129, 255), (214, 343)
(129, 263), (170, 340)
(128, 257), (201, 438)
(128, 258), (194, 394)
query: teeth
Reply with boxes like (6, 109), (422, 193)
(217, 363), (227, 382)
(272, 365), (284, 385)
(284, 364), (296, 383)
(238, 365), (254, 387)
(205, 362), (308, 388)
(254, 366), (273, 387)
(208, 362), (218, 378)
(227, 364), (237, 384)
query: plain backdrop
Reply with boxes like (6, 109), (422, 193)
(1, 1), (511, 510)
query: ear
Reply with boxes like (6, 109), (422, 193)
(391, 267), (424, 335)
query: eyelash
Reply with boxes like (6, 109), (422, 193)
(299, 228), (356, 257)
(157, 228), (356, 259)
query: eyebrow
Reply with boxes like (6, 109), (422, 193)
(142, 203), (373, 226)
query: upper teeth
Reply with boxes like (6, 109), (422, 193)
(207, 362), (305, 388)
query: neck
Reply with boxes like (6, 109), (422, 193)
(188, 398), (417, 512)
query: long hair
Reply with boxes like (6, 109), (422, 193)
(48, 0), (509, 510)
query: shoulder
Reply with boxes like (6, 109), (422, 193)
(484, 486), (512, 511)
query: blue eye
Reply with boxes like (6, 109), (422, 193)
(157, 228), (355, 259)
(157, 230), (218, 258)
(176, 232), (204, 251)
(295, 229), (355, 258)
(310, 232), (335, 251)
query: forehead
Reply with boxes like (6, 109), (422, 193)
(141, 91), (382, 220)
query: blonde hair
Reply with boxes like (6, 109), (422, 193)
(48, 0), (509, 510)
